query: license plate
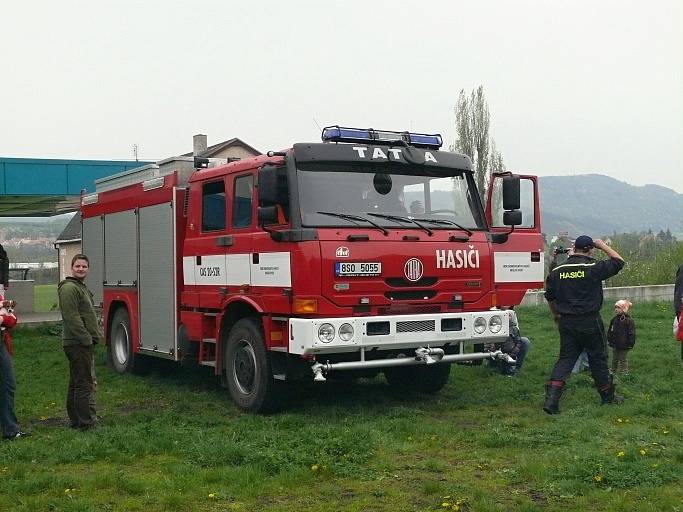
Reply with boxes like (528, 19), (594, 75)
(335, 262), (382, 277)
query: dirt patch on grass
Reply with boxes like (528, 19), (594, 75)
(29, 415), (68, 427)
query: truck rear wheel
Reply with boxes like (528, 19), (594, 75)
(384, 363), (451, 393)
(224, 317), (281, 413)
(107, 307), (149, 375)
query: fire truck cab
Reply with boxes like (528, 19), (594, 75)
(81, 126), (543, 412)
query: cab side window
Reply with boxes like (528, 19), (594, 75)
(490, 177), (536, 229)
(202, 180), (226, 231)
(233, 175), (254, 228)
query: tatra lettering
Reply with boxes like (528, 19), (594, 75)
(424, 151), (437, 163)
(388, 148), (402, 160)
(352, 146), (367, 158)
(435, 249), (480, 269)
(372, 148), (388, 159)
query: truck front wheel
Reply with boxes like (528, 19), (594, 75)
(224, 318), (281, 413)
(384, 363), (451, 393)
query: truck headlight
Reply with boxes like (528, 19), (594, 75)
(338, 323), (354, 341)
(318, 323), (335, 343)
(489, 315), (502, 334)
(473, 317), (487, 334)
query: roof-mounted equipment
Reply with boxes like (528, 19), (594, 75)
(321, 125), (443, 149)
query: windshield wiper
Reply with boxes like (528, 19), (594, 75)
(366, 213), (433, 236)
(412, 217), (473, 236)
(316, 211), (389, 236)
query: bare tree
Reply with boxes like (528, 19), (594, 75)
(452, 86), (505, 200)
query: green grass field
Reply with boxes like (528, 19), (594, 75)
(33, 284), (58, 312)
(1, 303), (681, 511)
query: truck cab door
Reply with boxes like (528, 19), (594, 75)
(485, 174), (544, 307)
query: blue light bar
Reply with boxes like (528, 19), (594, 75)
(408, 132), (443, 148)
(321, 125), (443, 149)
(322, 126), (372, 141)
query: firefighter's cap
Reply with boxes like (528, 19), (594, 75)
(574, 235), (594, 250)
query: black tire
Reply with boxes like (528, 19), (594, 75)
(107, 307), (150, 375)
(384, 363), (451, 394)
(223, 317), (281, 413)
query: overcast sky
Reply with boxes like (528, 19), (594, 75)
(1, 0), (681, 192)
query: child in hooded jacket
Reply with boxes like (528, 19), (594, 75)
(607, 299), (636, 374)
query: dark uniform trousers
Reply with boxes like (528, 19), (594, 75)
(550, 314), (610, 388)
(63, 344), (96, 428)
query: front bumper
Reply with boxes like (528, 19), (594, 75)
(289, 310), (511, 356)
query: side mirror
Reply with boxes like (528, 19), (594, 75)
(258, 206), (279, 225)
(503, 210), (522, 226)
(502, 176), (520, 211)
(258, 166), (280, 206)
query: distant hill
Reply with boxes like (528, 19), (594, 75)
(539, 174), (683, 238)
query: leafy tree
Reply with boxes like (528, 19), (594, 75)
(452, 85), (504, 199)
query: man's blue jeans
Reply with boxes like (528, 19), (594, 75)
(0, 338), (19, 437)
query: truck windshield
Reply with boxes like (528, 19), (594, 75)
(296, 162), (485, 230)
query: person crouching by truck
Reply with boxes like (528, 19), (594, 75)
(58, 254), (103, 431)
(487, 310), (531, 376)
(543, 235), (625, 414)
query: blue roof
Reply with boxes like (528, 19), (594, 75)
(0, 157), (152, 216)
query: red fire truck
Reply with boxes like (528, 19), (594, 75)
(80, 126), (543, 412)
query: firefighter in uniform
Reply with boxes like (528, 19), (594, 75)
(543, 235), (625, 414)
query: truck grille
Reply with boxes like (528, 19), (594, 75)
(385, 290), (436, 301)
(379, 304), (441, 315)
(396, 320), (436, 333)
(385, 277), (437, 288)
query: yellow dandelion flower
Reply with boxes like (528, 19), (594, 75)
(617, 451), (625, 457)
(311, 464), (319, 471)
(616, 418), (623, 423)
(441, 502), (450, 508)
(624, 419), (630, 423)
(594, 475), (603, 482)
(663, 429), (669, 434)
(639, 449), (646, 455)
(452, 506), (460, 511)
(208, 493), (216, 499)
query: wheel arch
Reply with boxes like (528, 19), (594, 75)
(105, 299), (131, 347)
(217, 299), (262, 374)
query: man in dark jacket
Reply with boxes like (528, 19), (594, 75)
(543, 235), (625, 414)
(58, 254), (103, 430)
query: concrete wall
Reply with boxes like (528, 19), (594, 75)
(522, 284), (674, 307)
(7, 279), (34, 313)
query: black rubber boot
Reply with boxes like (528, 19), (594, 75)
(543, 381), (564, 414)
(599, 382), (624, 405)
